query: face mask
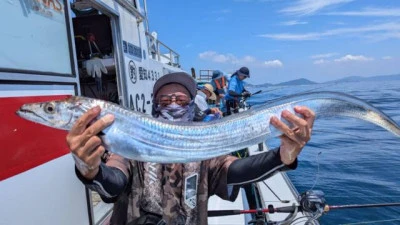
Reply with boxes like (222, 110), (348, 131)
(157, 101), (195, 122)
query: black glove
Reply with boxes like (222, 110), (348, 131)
(242, 91), (251, 98)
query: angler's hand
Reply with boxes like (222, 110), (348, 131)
(242, 91), (251, 98)
(66, 106), (115, 180)
(270, 106), (315, 165)
(210, 107), (223, 116)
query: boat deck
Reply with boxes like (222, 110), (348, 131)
(208, 143), (319, 225)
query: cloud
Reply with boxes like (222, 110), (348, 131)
(311, 53), (338, 59)
(242, 55), (257, 63)
(279, 0), (354, 16)
(334, 54), (373, 62)
(198, 51), (282, 68)
(259, 33), (320, 40)
(382, 56), (393, 60)
(280, 20), (308, 26)
(326, 7), (400, 17)
(313, 54), (373, 64)
(259, 22), (400, 41)
(198, 51), (255, 65)
(313, 59), (327, 64)
(363, 31), (400, 42)
(198, 51), (236, 63)
(264, 60), (283, 67)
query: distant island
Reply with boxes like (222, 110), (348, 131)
(247, 73), (400, 87)
(276, 78), (317, 86)
(326, 74), (400, 84)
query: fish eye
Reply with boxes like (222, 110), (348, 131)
(44, 103), (56, 114)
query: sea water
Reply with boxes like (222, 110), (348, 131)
(247, 80), (400, 225)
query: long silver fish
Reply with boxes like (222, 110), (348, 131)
(16, 91), (400, 163)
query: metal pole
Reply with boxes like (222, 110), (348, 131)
(143, 0), (150, 33)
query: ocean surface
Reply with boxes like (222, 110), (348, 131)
(247, 80), (400, 225)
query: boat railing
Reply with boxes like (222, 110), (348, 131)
(146, 31), (180, 68)
(198, 69), (213, 83)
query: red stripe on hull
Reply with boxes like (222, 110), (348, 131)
(0, 95), (72, 181)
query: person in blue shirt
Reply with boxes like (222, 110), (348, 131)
(225, 66), (251, 115)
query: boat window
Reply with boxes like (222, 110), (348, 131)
(71, 12), (119, 104)
(73, 14), (113, 61)
(0, 0), (72, 75)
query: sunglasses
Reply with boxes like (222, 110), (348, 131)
(158, 93), (190, 107)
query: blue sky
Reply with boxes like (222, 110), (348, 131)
(145, 0), (400, 85)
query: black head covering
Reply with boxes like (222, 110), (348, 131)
(151, 72), (197, 117)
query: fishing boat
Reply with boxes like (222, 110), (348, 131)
(0, 0), (326, 224)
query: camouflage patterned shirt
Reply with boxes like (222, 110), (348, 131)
(105, 153), (240, 225)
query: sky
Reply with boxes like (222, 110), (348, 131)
(145, 0), (400, 85)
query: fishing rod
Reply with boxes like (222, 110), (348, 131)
(261, 86), (290, 93)
(208, 190), (400, 224)
(326, 202), (400, 211)
(208, 205), (297, 217)
(251, 90), (262, 96)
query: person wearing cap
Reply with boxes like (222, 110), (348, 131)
(195, 83), (222, 121)
(210, 70), (228, 108)
(225, 66), (251, 116)
(66, 72), (315, 225)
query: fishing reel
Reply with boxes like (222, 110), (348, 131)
(238, 96), (251, 110)
(263, 190), (326, 225)
(238, 90), (261, 110)
(299, 190), (326, 220)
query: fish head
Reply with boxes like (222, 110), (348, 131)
(16, 96), (90, 130)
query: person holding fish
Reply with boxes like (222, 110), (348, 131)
(66, 72), (315, 225)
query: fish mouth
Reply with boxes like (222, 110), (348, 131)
(16, 107), (49, 124)
(16, 106), (74, 130)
